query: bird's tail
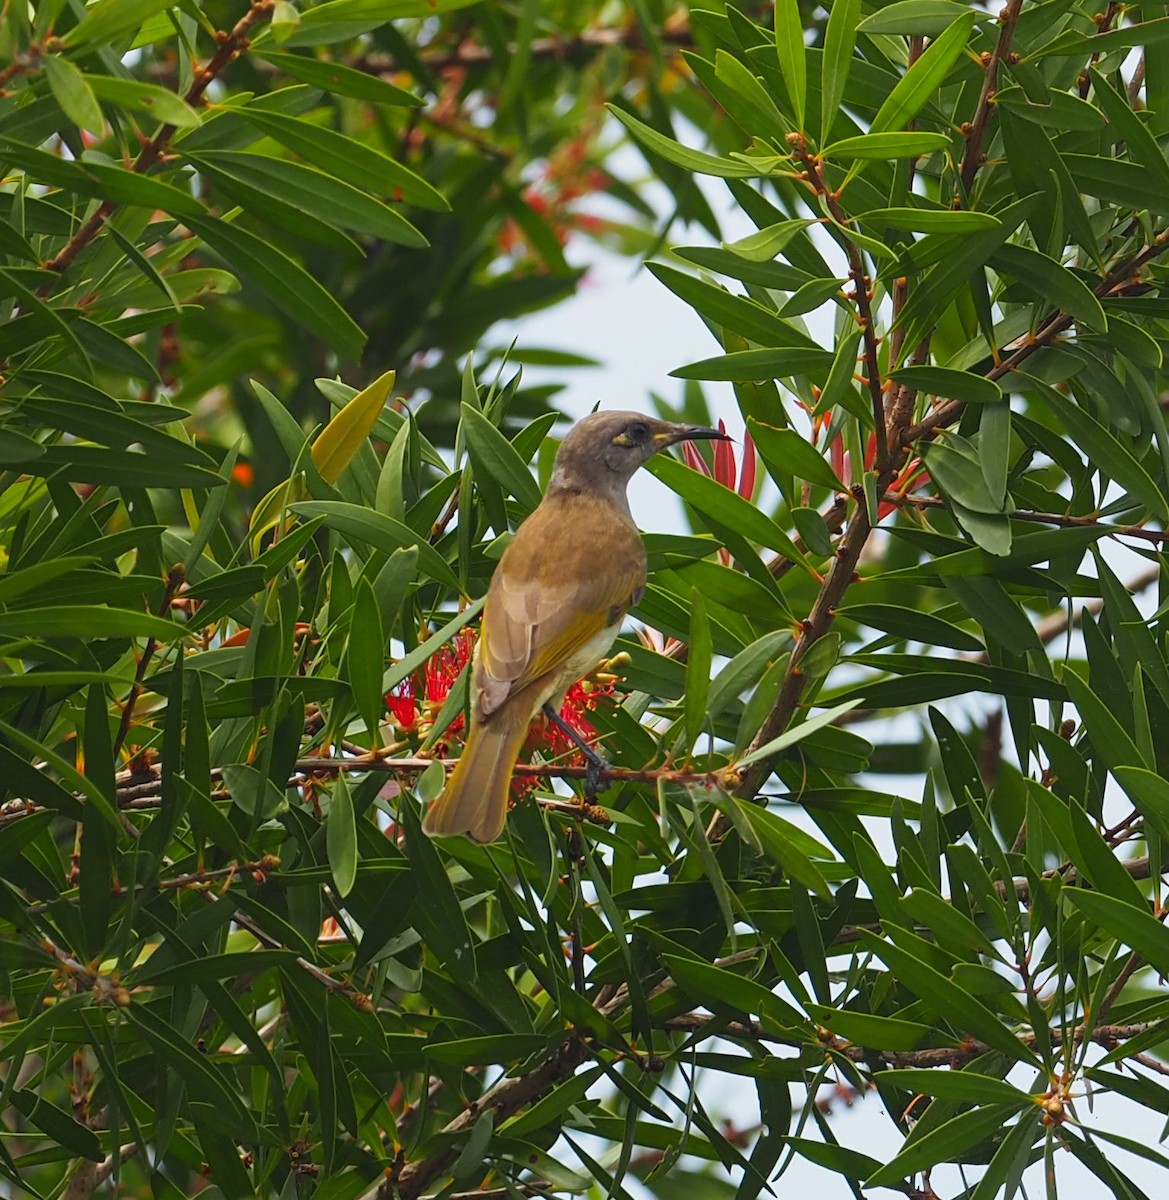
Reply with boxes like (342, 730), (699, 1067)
(422, 716), (529, 843)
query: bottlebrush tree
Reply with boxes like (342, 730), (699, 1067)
(2, 3), (1169, 1200)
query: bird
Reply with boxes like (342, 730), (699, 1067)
(422, 409), (729, 842)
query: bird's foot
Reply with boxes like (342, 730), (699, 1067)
(581, 743), (610, 802)
(542, 703), (612, 801)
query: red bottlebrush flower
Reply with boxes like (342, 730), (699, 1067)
(385, 676), (418, 730)
(386, 626), (476, 738)
(423, 626), (475, 703)
(713, 420), (736, 490)
(829, 433), (846, 486)
(387, 625), (618, 801)
(739, 427), (757, 500)
(878, 458), (930, 521)
(514, 674), (616, 800)
(681, 420), (756, 565)
(681, 437), (709, 477)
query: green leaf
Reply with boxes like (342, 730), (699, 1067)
(713, 51), (787, 142)
(813, 327), (868, 421)
(854, 930), (1040, 1065)
(283, 0), (485, 47)
(44, 57), (104, 135)
(1091, 68), (1169, 196)
(720, 219), (817, 265)
(460, 403), (543, 511)
(187, 152), (426, 246)
(1028, 376), (1169, 521)
(0, 139), (205, 216)
(858, 0), (976, 35)
(62, 0), (177, 47)
(1039, 15), (1169, 57)
(123, 1002), (257, 1139)
(86, 75), (202, 128)
(787, 1137), (880, 1182)
(683, 591), (712, 749)
(327, 774), (358, 899)
(924, 438), (1011, 555)
(734, 700), (861, 769)
(889, 365), (1002, 404)
(706, 630), (790, 720)
(290, 500), (463, 594)
(821, 131), (951, 160)
(859, 207), (1000, 234)
(238, 106), (449, 211)
(834, 603), (983, 651)
(188, 216), (365, 360)
(733, 803), (831, 896)
(252, 50), (423, 107)
(1067, 890), (1169, 977)
(1065, 153), (1169, 216)
(804, 1005), (931, 1051)
(660, 954), (809, 1031)
(23, 445), (224, 489)
(0, 606), (184, 640)
(892, 196), (1033, 343)
(647, 453), (810, 569)
(820, 0), (861, 145)
(672, 346), (834, 381)
(995, 86), (1106, 132)
(400, 801), (477, 976)
(382, 598), (484, 695)
(991, 244), (1107, 331)
(608, 106), (760, 177)
(876, 1068), (1028, 1105)
(10, 1090), (102, 1161)
(1114, 767), (1169, 842)
(649, 262), (813, 348)
(870, 10), (977, 134)
(748, 418), (846, 493)
(1061, 665), (1148, 773)
(1029, 783), (1146, 908)
(346, 577), (385, 739)
(864, 1106), (1024, 1188)
(774, 0), (806, 130)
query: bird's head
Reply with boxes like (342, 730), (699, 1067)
(550, 410), (728, 498)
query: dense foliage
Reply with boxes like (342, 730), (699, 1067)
(3, 1), (1169, 1198)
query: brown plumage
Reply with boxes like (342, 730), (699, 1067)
(422, 410), (728, 842)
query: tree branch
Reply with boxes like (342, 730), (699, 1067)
(886, 493), (1169, 545)
(732, 500), (872, 803)
(40, 0), (275, 279)
(660, 1012), (1167, 1068)
(902, 228), (1169, 446)
(958, 0), (1025, 196)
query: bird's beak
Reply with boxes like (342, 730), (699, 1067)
(653, 423), (731, 446)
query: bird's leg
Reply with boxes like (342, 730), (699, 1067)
(542, 704), (610, 799)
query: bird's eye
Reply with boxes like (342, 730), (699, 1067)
(627, 421), (648, 442)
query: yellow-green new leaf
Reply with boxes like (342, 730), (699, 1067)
(312, 370), (396, 485)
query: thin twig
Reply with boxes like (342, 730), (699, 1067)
(660, 1012), (1166, 1067)
(959, 0), (1026, 196)
(112, 565), (186, 758)
(352, 18), (703, 76)
(794, 142), (889, 470)
(903, 229), (1169, 445)
(733, 501), (872, 803)
(886, 493), (1169, 545)
(40, 0), (275, 279)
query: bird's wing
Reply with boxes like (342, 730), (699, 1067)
(477, 543), (644, 717)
